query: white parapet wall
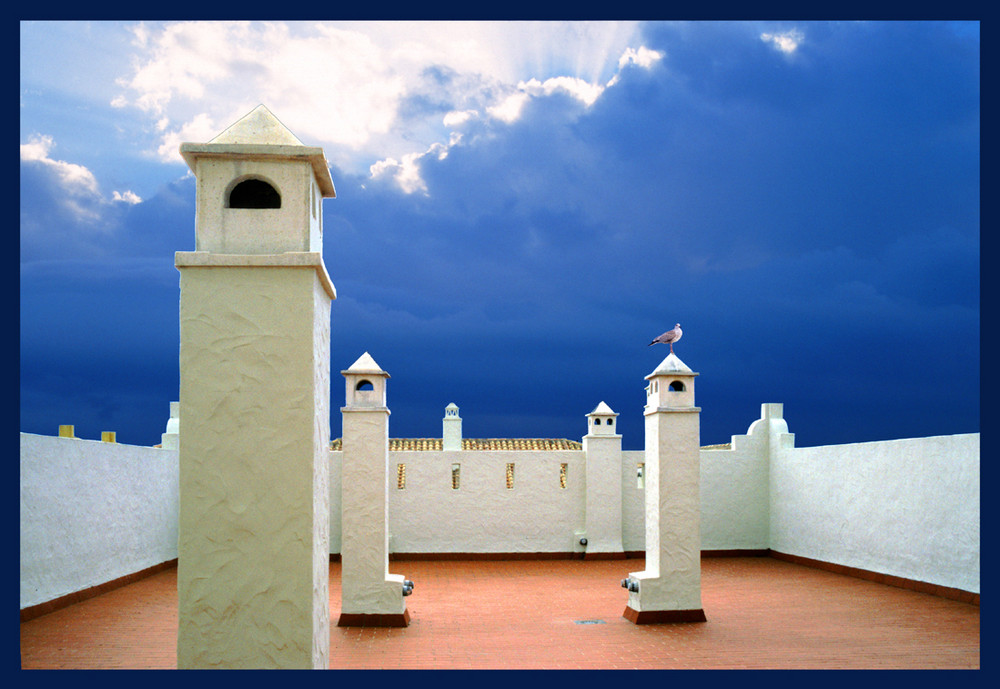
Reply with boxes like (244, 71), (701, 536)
(625, 442), (771, 553)
(621, 450), (647, 552)
(19, 433), (179, 609)
(697, 408), (774, 552)
(769, 433), (980, 594)
(20, 410), (981, 611)
(699, 445), (770, 551)
(385, 450), (587, 554)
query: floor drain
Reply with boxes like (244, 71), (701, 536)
(575, 619), (606, 624)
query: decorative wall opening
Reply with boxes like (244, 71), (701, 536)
(356, 380), (374, 391)
(559, 463), (568, 489)
(506, 463), (515, 490)
(637, 462), (645, 489)
(396, 463), (406, 490)
(451, 463), (461, 490)
(669, 380), (686, 392)
(228, 178), (281, 208)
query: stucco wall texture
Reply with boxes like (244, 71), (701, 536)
(19, 412), (981, 611)
(385, 450), (587, 555)
(175, 265), (331, 668)
(770, 433), (980, 595)
(20, 433), (179, 609)
(340, 408), (406, 616)
(635, 409), (702, 611)
(192, 158), (324, 255)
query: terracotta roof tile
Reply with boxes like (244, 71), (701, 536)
(330, 438), (583, 451)
(330, 438), (729, 451)
(461, 438), (583, 451)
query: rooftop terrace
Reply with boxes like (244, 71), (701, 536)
(19, 556), (979, 670)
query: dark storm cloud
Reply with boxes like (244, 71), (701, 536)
(318, 21), (978, 447)
(19, 21), (978, 450)
(20, 160), (119, 262)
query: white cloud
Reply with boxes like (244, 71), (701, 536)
(154, 112), (222, 162)
(485, 76), (604, 125)
(369, 39), (666, 195)
(19, 135), (52, 162)
(111, 21), (645, 174)
(520, 76), (605, 106)
(487, 91), (531, 123)
(112, 190), (143, 204)
(443, 109), (479, 127)
(617, 45), (664, 71)
(761, 29), (804, 54)
(108, 21), (669, 197)
(118, 21), (242, 115)
(607, 45), (664, 86)
(113, 21), (416, 165)
(20, 134), (108, 226)
(21, 134), (144, 226)
(20, 135), (100, 196)
(370, 152), (429, 195)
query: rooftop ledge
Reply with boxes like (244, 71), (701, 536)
(644, 406), (702, 414)
(175, 251), (336, 300)
(179, 142), (336, 198)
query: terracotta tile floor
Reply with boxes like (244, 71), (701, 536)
(20, 557), (980, 669)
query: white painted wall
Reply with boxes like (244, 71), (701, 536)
(699, 418), (772, 551)
(770, 433), (980, 594)
(621, 450), (646, 551)
(624, 441), (772, 554)
(385, 450), (587, 554)
(700, 446), (770, 550)
(19, 433), (179, 609)
(20, 416), (981, 609)
(330, 450), (343, 555)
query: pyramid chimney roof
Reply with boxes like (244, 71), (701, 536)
(646, 352), (698, 379)
(342, 351), (389, 377)
(209, 104), (304, 146)
(179, 104), (335, 197)
(588, 401), (618, 416)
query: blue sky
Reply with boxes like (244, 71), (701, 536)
(19, 20), (980, 450)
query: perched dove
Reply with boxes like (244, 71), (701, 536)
(648, 323), (682, 353)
